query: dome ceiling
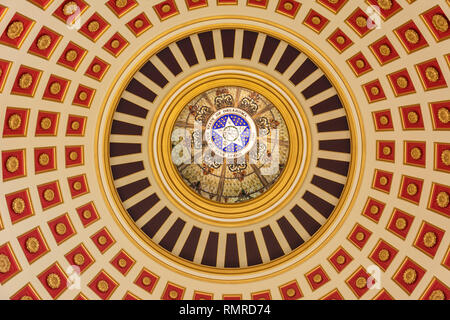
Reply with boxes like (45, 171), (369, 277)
(0, 0), (449, 300)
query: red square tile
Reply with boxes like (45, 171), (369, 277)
(373, 289), (394, 300)
(434, 143), (450, 173)
(36, 180), (63, 210)
(53, 0), (89, 24)
(66, 115), (86, 136)
(387, 69), (416, 96)
(399, 105), (424, 130)
(65, 244), (94, 274)
(398, 175), (423, 205)
(387, 208), (415, 239)
(327, 28), (353, 53)
(276, 0), (301, 19)
(367, 0), (402, 20)
(347, 52), (372, 77)
(88, 270), (118, 300)
(42, 74), (70, 102)
(363, 79), (386, 103)
(346, 267), (371, 298)
(34, 146), (57, 174)
(134, 268), (159, 294)
(370, 36), (400, 65)
(67, 174), (89, 198)
(305, 265), (330, 291)
(420, 5), (450, 42)
(123, 292), (139, 300)
(65, 145), (84, 167)
(348, 223), (372, 250)
(369, 239), (398, 271)
(103, 32), (129, 57)
(57, 42), (87, 71)
(0, 59), (12, 93)
(0, 13), (35, 49)
(74, 293), (88, 300)
(420, 278), (450, 300)
(11, 65), (42, 97)
(126, 12), (152, 37)
(76, 202), (100, 227)
(317, 0), (347, 13)
(362, 197), (386, 223)
(28, 0), (54, 10)
(153, 0), (179, 21)
(35, 111), (59, 136)
(91, 228), (115, 253)
(251, 290), (271, 300)
(47, 213), (76, 245)
(106, 0), (138, 17)
(85, 56), (110, 81)
(72, 84), (95, 108)
(429, 101), (450, 130)
(78, 12), (110, 42)
(443, 247), (450, 270)
(415, 59), (447, 91)
(161, 282), (185, 300)
(17, 227), (49, 264)
(376, 140), (395, 162)
(110, 250), (135, 276)
(394, 20), (428, 53)
(28, 26), (62, 59)
(217, 0), (237, 4)
(404, 141), (426, 167)
(393, 258), (426, 295)
(5, 188), (34, 224)
(413, 221), (445, 258)
(279, 280), (303, 300)
(321, 289), (344, 300)
(328, 247), (353, 273)
(2, 149), (26, 181)
(3, 107), (29, 137)
(0, 242), (21, 284)
(372, 169), (393, 193)
(303, 9), (329, 33)
(372, 109), (394, 131)
(38, 263), (68, 299)
(346, 8), (373, 37)
(187, 0), (209, 9)
(10, 283), (41, 300)
(0, 5), (6, 22)
(223, 294), (242, 300)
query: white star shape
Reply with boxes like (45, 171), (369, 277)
(213, 116), (248, 150)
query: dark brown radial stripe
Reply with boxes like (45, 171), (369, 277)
(277, 217), (304, 250)
(221, 29), (235, 58)
(111, 161), (144, 180)
(317, 116), (349, 132)
(140, 61), (168, 88)
(310, 95), (343, 115)
(319, 139), (351, 153)
(197, 31), (216, 61)
(141, 206), (171, 238)
(116, 178), (150, 202)
(111, 120), (143, 135)
(176, 37), (198, 66)
(261, 226), (284, 260)
(241, 30), (258, 60)
(116, 98), (149, 119)
(317, 158), (349, 176)
(303, 191), (334, 218)
(259, 35), (280, 65)
(156, 47), (182, 76)
(302, 75), (333, 99)
(126, 78), (157, 103)
(275, 45), (300, 74)
(179, 226), (201, 261)
(159, 218), (186, 252)
(109, 142), (141, 157)
(201, 232), (219, 266)
(244, 231), (262, 266)
(224, 233), (239, 268)
(311, 175), (344, 198)
(127, 192), (160, 221)
(291, 205), (322, 236)
(289, 58), (317, 85)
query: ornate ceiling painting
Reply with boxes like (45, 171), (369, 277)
(0, 0), (449, 301)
